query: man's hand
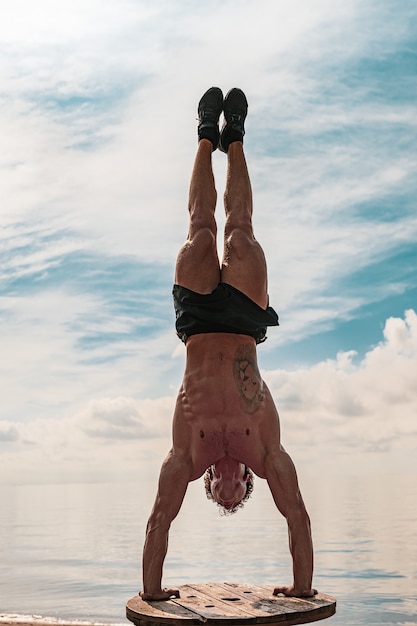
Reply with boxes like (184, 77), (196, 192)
(273, 585), (318, 598)
(140, 588), (180, 601)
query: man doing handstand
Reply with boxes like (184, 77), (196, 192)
(141, 87), (316, 601)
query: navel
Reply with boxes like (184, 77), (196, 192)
(200, 430), (205, 439)
(246, 428), (250, 436)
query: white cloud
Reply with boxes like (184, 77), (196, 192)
(264, 310), (417, 473)
(0, 421), (19, 442)
(0, 394), (174, 485)
(78, 395), (173, 440)
(0, 283), (179, 426)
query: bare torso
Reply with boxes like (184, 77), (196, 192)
(173, 333), (281, 480)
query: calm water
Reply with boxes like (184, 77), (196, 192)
(0, 473), (416, 625)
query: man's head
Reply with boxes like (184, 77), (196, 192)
(203, 458), (254, 515)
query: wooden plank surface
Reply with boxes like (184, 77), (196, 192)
(126, 583), (336, 626)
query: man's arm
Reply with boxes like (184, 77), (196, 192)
(265, 446), (317, 598)
(141, 449), (192, 601)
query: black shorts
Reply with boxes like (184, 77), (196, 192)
(173, 283), (279, 344)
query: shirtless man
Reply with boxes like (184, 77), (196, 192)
(141, 87), (316, 601)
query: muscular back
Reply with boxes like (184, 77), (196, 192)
(172, 332), (281, 480)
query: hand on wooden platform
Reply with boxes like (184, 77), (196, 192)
(273, 585), (318, 598)
(139, 588), (180, 601)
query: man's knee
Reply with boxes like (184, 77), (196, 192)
(191, 226), (217, 253)
(224, 226), (254, 260)
(178, 227), (217, 268)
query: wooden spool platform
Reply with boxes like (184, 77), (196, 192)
(126, 582), (336, 626)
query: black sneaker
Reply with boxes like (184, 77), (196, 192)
(197, 87), (223, 151)
(219, 88), (248, 153)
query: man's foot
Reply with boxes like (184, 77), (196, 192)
(198, 87), (223, 151)
(219, 88), (248, 153)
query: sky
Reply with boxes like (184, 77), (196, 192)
(1, 0), (416, 485)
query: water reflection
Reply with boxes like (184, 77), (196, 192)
(0, 474), (416, 625)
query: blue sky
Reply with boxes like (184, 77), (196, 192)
(0, 0), (416, 483)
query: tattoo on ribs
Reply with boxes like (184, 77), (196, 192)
(233, 345), (264, 412)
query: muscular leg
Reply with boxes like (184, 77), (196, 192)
(221, 142), (268, 308)
(174, 139), (220, 293)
